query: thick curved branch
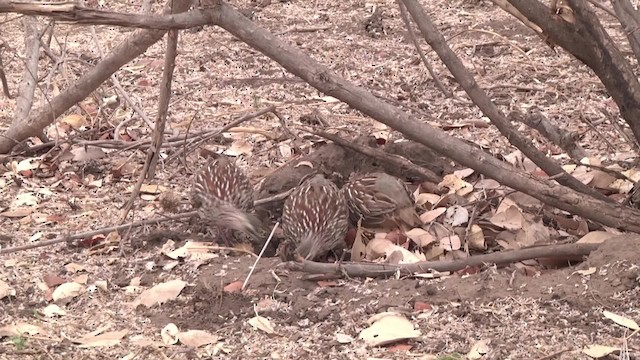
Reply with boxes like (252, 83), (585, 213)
(401, 0), (609, 203)
(507, 0), (640, 146)
(206, 1), (640, 232)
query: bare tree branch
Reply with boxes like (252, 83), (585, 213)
(612, 0), (640, 64)
(0, 0), (196, 153)
(396, 0), (451, 98)
(204, 1), (640, 232)
(120, 0), (188, 224)
(0, 1), (207, 29)
(401, 0), (610, 203)
(288, 242), (601, 278)
(12, 16), (39, 127)
(507, 0), (640, 147)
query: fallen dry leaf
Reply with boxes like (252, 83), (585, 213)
(439, 235), (461, 251)
(515, 220), (549, 247)
(0, 280), (16, 299)
(335, 333), (354, 344)
(350, 224), (367, 261)
(413, 301), (432, 312)
(359, 312), (421, 347)
(422, 241), (445, 261)
(570, 267), (596, 277)
(29, 232), (43, 242)
(438, 174), (473, 196)
(140, 184), (168, 195)
(165, 240), (216, 260)
(10, 158), (40, 173)
(43, 274), (66, 288)
(576, 231), (615, 244)
(13, 192), (38, 207)
(132, 279), (187, 308)
(468, 339), (491, 359)
(52, 282), (84, 302)
(92, 280), (107, 292)
(60, 114), (87, 129)
(366, 238), (422, 263)
(248, 316), (276, 334)
(42, 304), (67, 317)
(489, 205), (523, 231)
(414, 193), (440, 207)
(177, 330), (219, 348)
(0, 206), (34, 218)
(405, 228), (436, 247)
(444, 205), (469, 226)
(74, 274), (89, 285)
(602, 311), (640, 330)
(278, 143), (292, 159)
(453, 168), (474, 178)
(474, 178), (501, 190)
(590, 169), (616, 190)
(74, 330), (128, 348)
(467, 224), (486, 250)
(60, 146), (106, 162)
(582, 344), (619, 358)
(419, 207), (446, 223)
(0, 323), (43, 337)
(224, 139), (253, 156)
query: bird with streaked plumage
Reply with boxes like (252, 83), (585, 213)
(341, 172), (422, 230)
(281, 173), (349, 261)
(191, 156), (267, 247)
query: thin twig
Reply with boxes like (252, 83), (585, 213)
(579, 108), (617, 153)
(271, 109), (297, 139)
(534, 348), (572, 360)
(276, 25), (331, 36)
(242, 221), (280, 290)
(0, 212), (196, 255)
(599, 106), (639, 151)
(120, 2), (181, 223)
(147, 6), (179, 179)
(89, 26), (155, 131)
(584, 0), (616, 18)
(463, 195), (482, 255)
(168, 105), (276, 164)
(396, 0), (451, 98)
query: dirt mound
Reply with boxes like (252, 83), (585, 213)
(128, 234), (639, 359)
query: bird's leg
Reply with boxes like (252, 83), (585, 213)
(336, 248), (350, 262)
(218, 227), (234, 247)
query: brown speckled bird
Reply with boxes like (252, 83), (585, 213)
(191, 156), (266, 246)
(281, 173), (349, 261)
(341, 172), (422, 230)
